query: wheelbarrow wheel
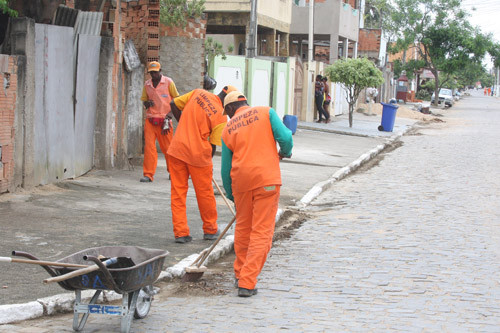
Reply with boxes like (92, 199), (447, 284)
(129, 285), (153, 319)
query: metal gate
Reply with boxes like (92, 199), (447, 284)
(34, 23), (101, 185)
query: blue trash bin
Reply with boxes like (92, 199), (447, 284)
(379, 103), (399, 132)
(283, 115), (298, 135)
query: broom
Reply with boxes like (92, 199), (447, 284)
(182, 215), (236, 282)
(182, 179), (236, 282)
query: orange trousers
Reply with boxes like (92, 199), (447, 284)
(167, 155), (218, 238)
(143, 119), (172, 181)
(233, 185), (280, 290)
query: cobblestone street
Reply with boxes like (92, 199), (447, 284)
(2, 93), (499, 332)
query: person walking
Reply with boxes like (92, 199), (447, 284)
(140, 61), (179, 183)
(314, 75), (329, 123)
(166, 84), (238, 243)
(221, 91), (293, 297)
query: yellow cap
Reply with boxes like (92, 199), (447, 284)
(223, 91), (247, 114)
(147, 61), (161, 72)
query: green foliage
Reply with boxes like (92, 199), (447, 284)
(386, 0), (491, 105)
(204, 37), (234, 73)
(415, 89), (431, 101)
(160, 0), (205, 28)
(364, 0), (395, 33)
(489, 43), (500, 68)
(480, 73), (495, 88)
(0, 0), (17, 17)
(393, 58), (425, 80)
(326, 58), (384, 127)
(454, 62), (486, 88)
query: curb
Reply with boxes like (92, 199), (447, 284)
(0, 126), (410, 325)
(298, 124), (372, 137)
(296, 128), (408, 207)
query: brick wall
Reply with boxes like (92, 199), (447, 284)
(358, 28), (381, 52)
(0, 56), (18, 193)
(121, 1), (150, 64)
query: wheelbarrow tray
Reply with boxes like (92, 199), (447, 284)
(52, 246), (168, 293)
(12, 246), (168, 333)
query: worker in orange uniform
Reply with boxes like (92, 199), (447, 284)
(221, 91), (293, 297)
(140, 61), (179, 182)
(166, 83), (238, 243)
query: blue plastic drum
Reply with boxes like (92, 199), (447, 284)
(283, 115), (298, 135)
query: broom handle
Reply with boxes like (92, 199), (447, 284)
(197, 215), (237, 268)
(43, 257), (118, 284)
(0, 257), (88, 268)
(212, 179), (236, 217)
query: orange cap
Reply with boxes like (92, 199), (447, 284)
(147, 61), (161, 72)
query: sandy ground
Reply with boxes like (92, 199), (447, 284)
(357, 102), (440, 122)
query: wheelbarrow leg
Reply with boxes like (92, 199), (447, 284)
(73, 289), (102, 331)
(121, 291), (138, 333)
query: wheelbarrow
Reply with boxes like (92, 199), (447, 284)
(11, 246), (168, 333)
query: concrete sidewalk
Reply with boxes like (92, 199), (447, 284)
(0, 110), (417, 324)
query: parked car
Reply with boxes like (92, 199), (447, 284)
(431, 88), (454, 107)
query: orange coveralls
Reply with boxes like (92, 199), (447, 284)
(141, 75), (179, 181)
(221, 106), (293, 290)
(167, 89), (227, 238)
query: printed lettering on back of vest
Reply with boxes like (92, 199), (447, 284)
(195, 92), (218, 117)
(227, 108), (260, 135)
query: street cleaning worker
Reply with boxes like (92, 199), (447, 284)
(166, 84), (238, 243)
(140, 61), (179, 182)
(221, 91), (293, 297)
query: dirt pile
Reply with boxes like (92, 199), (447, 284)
(357, 103), (440, 122)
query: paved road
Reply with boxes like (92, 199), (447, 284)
(2, 91), (499, 331)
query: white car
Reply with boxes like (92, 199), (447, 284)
(431, 88), (454, 107)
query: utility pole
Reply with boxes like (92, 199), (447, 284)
(306, 0), (314, 122)
(308, 0), (313, 62)
(248, 0), (258, 58)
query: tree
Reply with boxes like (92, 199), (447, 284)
(0, 0), (17, 17)
(479, 72), (495, 88)
(160, 0), (205, 28)
(385, 0), (490, 106)
(205, 37), (234, 74)
(326, 58), (384, 128)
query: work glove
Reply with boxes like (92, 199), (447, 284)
(144, 100), (154, 109)
(161, 114), (173, 135)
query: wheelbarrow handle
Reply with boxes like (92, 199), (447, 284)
(0, 256), (88, 268)
(43, 257), (118, 284)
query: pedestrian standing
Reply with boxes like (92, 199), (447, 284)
(322, 76), (332, 123)
(315, 75), (329, 123)
(166, 85), (238, 243)
(140, 61), (179, 182)
(221, 91), (293, 297)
